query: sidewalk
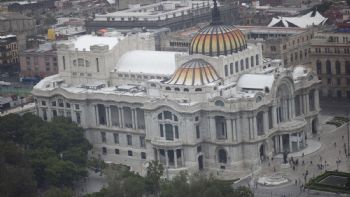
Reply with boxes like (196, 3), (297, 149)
(274, 140), (322, 159)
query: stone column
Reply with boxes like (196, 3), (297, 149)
(174, 149), (178, 168)
(118, 107), (122, 128)
(297, 133), (300, 150)
(94, 105), (98, 125)
(181, 149), (185, 167)
(253, 116), (257, 139)
(131, 109), (135, 129)
(315, 89), (320, 111)
(280, 135), (283, 152)
(119, 107), (124, 128)
(272, 106), (277, 128)
(165, 150), (169, 167)
(291, 97), (295, 119)
(263, 111), (269, 134)
(232, 119), (236, 141)
(209, 117), (216, 140)
(135, 109), (138, 129)
(226, 119), (232, 141)
(289, 134), (292, 152)
(305, 94), (309, 114)
(106, 107), (110, 127)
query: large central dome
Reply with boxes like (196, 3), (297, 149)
(189, 25), (247, 57)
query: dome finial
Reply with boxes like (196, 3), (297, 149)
(211, 0), (221, 25)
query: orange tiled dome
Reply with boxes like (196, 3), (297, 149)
(189, 25), (247, 57)
(165, 59), (221, 86)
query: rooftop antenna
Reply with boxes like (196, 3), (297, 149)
(211, 0), (222, 25)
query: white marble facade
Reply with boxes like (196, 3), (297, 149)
(32, 21), (321, 179)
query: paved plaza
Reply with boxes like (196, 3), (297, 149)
(235, 101), (350, 197)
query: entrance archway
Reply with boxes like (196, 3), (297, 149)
(312, 119), (317, 134)
(198, 155), (203, 170)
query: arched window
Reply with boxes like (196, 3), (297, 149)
(316, 60), (322, 74)
(224, 65), (228, 77)
(215, 116), (227, 139)
(251, 56), (254, 67)
(218, 149), (227, 164)
(326, 60), (332, 74)
(174, 87), (180, 91)
(215, 100), (224, 107)
(256, 111), (264, 135)
(336, 61), (341, 75)
(158, 111), (180, 140)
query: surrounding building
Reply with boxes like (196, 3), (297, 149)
(0, 12), (36, 51)
(32, 1), (321, 179)
(86, 0), (239, 32)
(240, 26), (317, 67)
(310, 29), (350, 99)
(0, 35), (19, 73)
(19, 43), (58, 78)
(268, 10), (327, 28)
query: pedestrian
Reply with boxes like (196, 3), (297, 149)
(310, 160), (313, 165)
(334, 142), (337, 147)
(302, 152), (304, 157)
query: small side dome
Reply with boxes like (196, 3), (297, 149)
(165, 59), (221, 86)
(189, 25), (247, 57)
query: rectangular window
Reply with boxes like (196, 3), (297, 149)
(96, 58), (100, 72)
(127, 135), (132, 146)
(128, 150), (133, 156)
(337, 78), (341, 86)
(113, 133), (119, 144)
(101, 132), (106, 143)
(230, 63), (233, 74)
(75, 104), (80, 110)
(224, 65), (228, 77)
(62, 56), (66, 70)
(115, 149), (120, 154)
(196, 125), (200, 139)
(58, 99), (64, 107)
(41, 101), (46, 106)
(52, 109), (57, 117)
(141, 152), (146, 159)
(160, 124), (164, 137)
(175, 126), (179, 139)
(235, 62), (239, 72)
(245, 58), (249, 69)
(240, 60), (244, 71)
(42, 109), (47, 120)
(51, 101), (56, 107)
(140, 136), (146, 148)
(76, 112), (81, 124)
(102, 147), (107, 155)
(66, 103), (71, 108)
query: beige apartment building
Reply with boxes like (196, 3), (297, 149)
(310, 30), (350, 99)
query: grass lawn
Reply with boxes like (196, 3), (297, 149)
(305, 171), (350, 194)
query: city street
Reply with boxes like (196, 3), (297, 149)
(235, 102), (350, 197)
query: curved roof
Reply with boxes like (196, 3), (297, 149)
(165, 59), (221, 86)
(268, 10), (327, 28)
(189, 25), (247, 57)
(237, 74), (275, 90)
(116, 50), (180, 75)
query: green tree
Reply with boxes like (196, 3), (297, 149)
(0, 140), (37, 197)
(0, 113), (92, 191)
(145, 160), (164, 195)
(44, 187), (73, 197)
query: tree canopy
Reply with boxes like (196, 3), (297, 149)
(87, 161), (253, 197)
(0, 113), (92, 196)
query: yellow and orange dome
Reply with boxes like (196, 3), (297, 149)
(189, 25), (247, 57)
(165, 59), (221, 86)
